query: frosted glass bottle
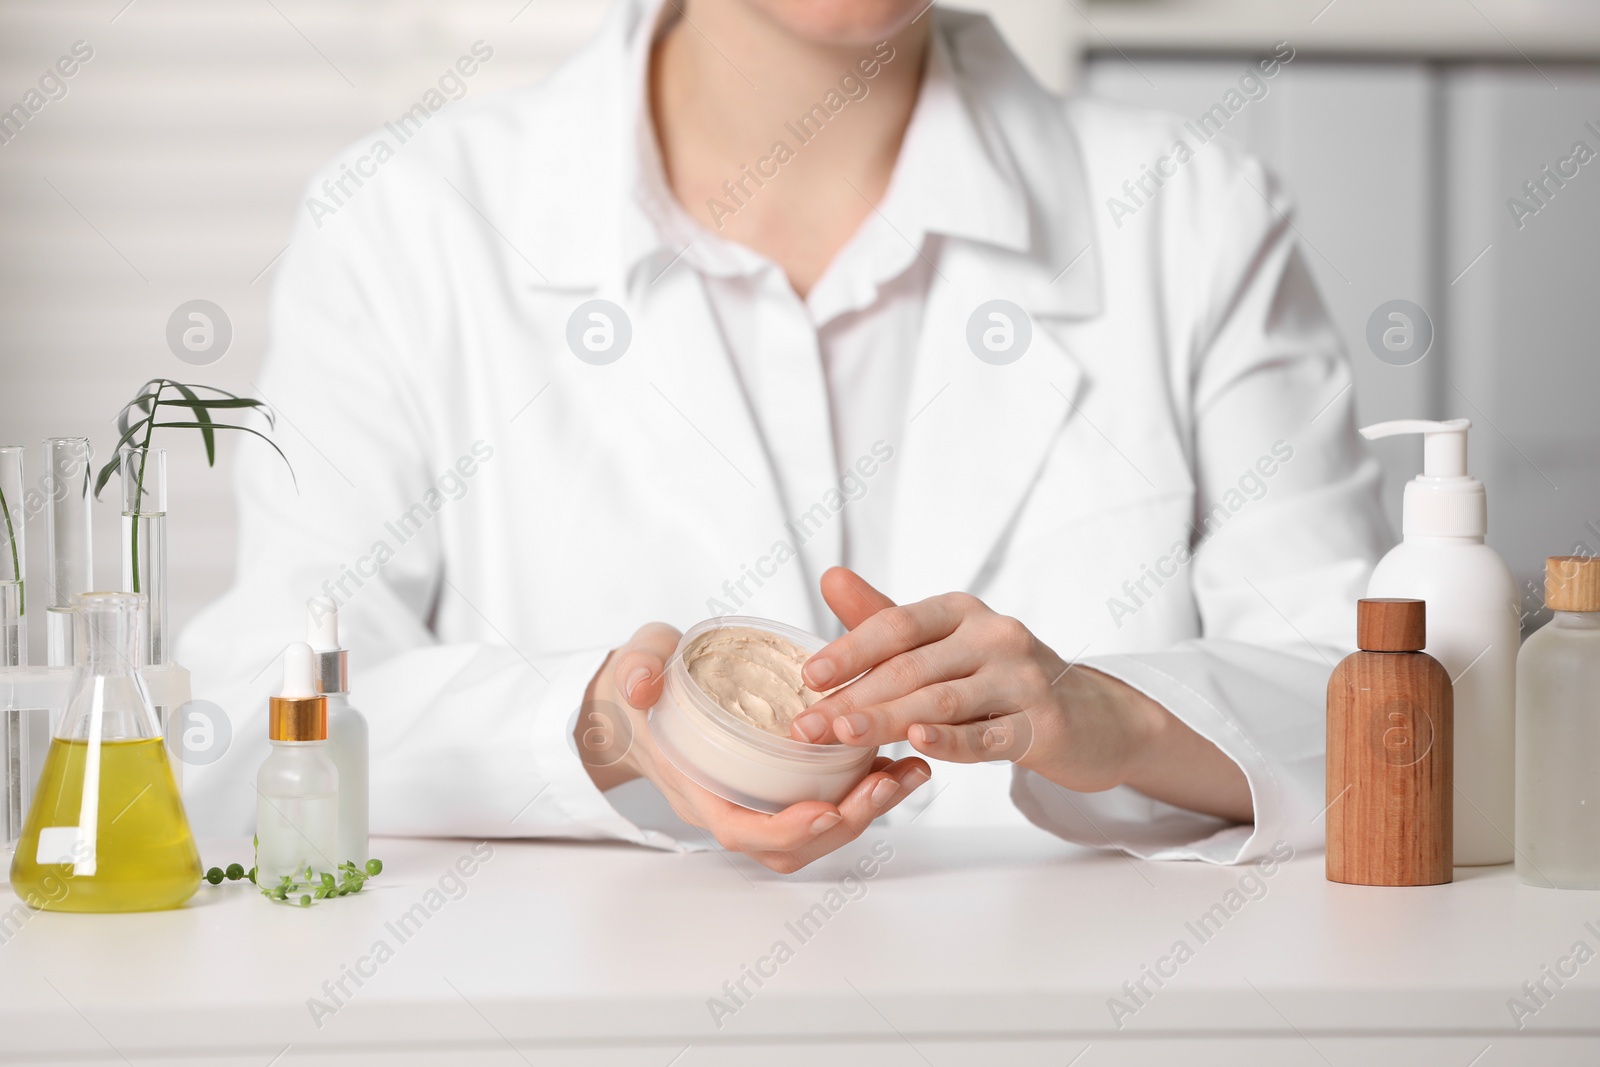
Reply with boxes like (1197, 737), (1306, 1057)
(255, 643), (339, 885)
(325, 693), (368, 865)
(1516, 556), (1600, 889)
(308, 597), (368, 865)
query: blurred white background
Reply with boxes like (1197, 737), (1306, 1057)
(1, 0), (1598, 650)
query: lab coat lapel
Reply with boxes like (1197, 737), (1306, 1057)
(885, 11), (1104, 600)
(887, 246), (1094, 601)
(615, 266), (821, 625)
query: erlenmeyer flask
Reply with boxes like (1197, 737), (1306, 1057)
(9, 592), (200, 912)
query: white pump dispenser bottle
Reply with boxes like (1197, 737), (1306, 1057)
(308, 596), (369, 866)
(1362, 418), (1519, 865)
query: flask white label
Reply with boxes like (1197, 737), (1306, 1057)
(35, 825), (90, 866)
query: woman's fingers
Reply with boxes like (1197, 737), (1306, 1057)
(804, 593), (969, 691)
(680, 757), (931, 872)
(636, 713), (880, 857)
(791, 637), (983, 743)
(834, 756), (932, 823)
(751, 758), (932, 872)
(687, 758), (925, 857)
(827, 677), (1022, 747)
(818, 566), (896, 631)
(909, 711), (1036, 764)
(611, 621), (682, 709)
(694, 793), (849, 854)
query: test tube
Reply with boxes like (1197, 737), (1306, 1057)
(1, 445), (26, 851)
(44, 437), (93, 667)
(0, 446), (24, 668)
(119, 447), (173, 785)
(120, 446), (167, 668)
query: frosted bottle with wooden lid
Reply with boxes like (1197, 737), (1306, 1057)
(1326, 598), (1454, 886)
(1516, 556), (1600, 889)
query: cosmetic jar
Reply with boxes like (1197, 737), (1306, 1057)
(647, 616), (877, 814)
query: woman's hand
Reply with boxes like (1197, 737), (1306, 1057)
(789, 569), (1254, 823)
(575, 622), (931, 873)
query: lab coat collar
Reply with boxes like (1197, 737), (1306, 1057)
(934, 8), (1102, 320)
(522, 0), (1102, 323)
(614, 0), (718, 288)
(612, 0), (1036, 301)
(800, 24), (1032, 325)
(897, 18), (1030, 257)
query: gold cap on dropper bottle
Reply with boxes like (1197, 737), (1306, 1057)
(269, 642), (328, 741)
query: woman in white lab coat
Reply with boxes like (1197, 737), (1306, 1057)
(178, 0), (1388, 871)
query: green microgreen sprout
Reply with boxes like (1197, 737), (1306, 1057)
(204, 853), (383, 907)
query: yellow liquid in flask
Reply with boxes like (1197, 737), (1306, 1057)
(9, 737), (201, 912)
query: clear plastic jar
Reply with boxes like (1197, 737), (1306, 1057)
(647, 616), (876, 813)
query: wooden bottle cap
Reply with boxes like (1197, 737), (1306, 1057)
(1357, 598), (1426, 652)
(1546, 556), (1600, 613)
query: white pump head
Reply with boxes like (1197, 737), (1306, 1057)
(1360, 418), (1485, 539)
(279, 642), (318, 698)
(308, 596), (340, 651)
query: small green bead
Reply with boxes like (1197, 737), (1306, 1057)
(299, 894), (311, 907)
(365, 858), (383, 876)
(225, 863), (245, 881)
(205, 867), (224, 885)
(247, 867), (257, 884)
(321, 872), (336, 890)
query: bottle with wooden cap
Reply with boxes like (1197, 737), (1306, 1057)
(1326, 598), (1453, 886)
(1516, 556), (1600, 889)
(255, 642), (340, 886)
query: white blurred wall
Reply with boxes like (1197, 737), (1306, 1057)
(0, 0), (610, 648)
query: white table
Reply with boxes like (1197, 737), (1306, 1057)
(2, 829), (1598, 1065)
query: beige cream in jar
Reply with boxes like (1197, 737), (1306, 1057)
(647, 617), (876, 813)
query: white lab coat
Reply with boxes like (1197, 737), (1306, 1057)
(176, 1), (1389, 864)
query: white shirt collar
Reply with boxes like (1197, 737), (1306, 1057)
(617, 0), (1030, 312)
